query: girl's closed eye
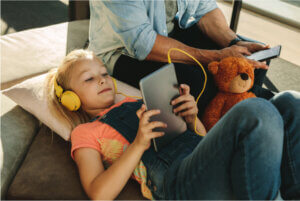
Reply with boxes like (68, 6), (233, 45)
(85, 77), (94, 82)
(102, 73), (109, 77)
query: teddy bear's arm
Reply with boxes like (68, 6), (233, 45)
(202, 94), (226, 131)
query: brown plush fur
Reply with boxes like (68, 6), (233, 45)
(202, 57), (256, 131)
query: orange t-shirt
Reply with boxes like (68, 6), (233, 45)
(71, 97), (153, 200)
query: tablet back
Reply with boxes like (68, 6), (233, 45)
(139, 63), (187, 152)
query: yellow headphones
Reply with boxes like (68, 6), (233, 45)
(54, 76), (141, 111)
(54, 78), (81, 111)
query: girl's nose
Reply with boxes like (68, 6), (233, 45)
(98, 78), (105, 85)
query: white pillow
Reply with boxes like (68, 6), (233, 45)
(1, 73), (141, 141)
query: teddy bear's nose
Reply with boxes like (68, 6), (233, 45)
(240, 73), (249, 80)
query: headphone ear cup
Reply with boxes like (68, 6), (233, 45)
(60, 91), (81, 111)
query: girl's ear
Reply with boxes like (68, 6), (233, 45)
(208, 61), (219, 75)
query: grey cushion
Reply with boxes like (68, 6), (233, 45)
(1, 94), (40, 199)
(7, 125), (145, 200)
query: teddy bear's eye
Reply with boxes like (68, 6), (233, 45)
(240, 73), (249, 80)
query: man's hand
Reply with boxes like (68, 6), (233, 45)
(217, 45), (269, 70)
(236, 41), (270, 53)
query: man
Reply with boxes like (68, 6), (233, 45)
(88, 0), (273, 116)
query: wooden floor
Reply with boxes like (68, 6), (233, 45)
(217, 1), (300, 67)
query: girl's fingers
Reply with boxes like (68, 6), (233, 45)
(140, 109), (161, 124)
(179, 108), (197, 117)
(173, 101), (194, 114)
(136, 104), (146, 119)
(179, 84), (190, 95)
(146, 121), (167, 130)
(148, 132), (165, 139)
(171, 94), (194, 106)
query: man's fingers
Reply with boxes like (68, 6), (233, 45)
(239, 46), (251, 56)
(247, 59), (269, 70)
(252, 43), (270, 52)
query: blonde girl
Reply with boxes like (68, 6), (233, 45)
(46, 49), (300, 200)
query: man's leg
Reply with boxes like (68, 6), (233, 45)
(269, 91), (300, 199)
(164, 98), (284, 199)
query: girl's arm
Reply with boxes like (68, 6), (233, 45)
(74, 142), (145, 200)
(74, 105), (166, 200)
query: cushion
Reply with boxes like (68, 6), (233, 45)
(1, 19), (89, 89)
(7, 125), (145, 200)
(0, 94), (40, 199)
(2, 72), (141, 141)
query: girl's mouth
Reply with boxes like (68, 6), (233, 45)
(98, 88), (112, 94)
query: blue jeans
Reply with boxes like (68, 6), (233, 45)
(163, 91), (300, 200)
(94, 91), (299, 200)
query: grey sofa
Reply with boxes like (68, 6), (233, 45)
(1, 19), (145, 200)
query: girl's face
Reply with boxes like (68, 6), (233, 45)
(69, 58), (115, 115)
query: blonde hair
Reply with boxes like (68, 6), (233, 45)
(45, 49), (97, 131)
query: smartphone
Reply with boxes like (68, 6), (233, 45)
(246, 45), (281, 62)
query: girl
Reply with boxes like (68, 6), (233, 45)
(46, 49), (300, 200)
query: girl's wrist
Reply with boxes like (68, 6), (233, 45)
(131, 140), (148, 152)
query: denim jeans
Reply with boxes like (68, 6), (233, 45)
(163, 91), (300, 200)
(95, 91), (300, 200)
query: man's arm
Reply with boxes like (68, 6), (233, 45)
(197, 8), (269, 68)
(197, 8), (236, 48)
(145, 34), (252, 66)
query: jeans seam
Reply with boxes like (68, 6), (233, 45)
(285, 126), (298, 184)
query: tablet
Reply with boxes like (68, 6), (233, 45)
(139, 63), (187, 152)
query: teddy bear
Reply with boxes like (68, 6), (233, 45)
(202, 57), (256, 131)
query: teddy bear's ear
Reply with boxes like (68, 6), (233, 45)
(208, 61), (219, 75)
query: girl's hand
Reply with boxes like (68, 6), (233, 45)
(171, 84), (198, 125)
(134, 104), (167, 151)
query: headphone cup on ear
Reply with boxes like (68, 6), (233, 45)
(60, 91), (81, 111)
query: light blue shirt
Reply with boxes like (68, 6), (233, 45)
(88, 0), (218, 74)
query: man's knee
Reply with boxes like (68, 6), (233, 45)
(271, 90), (300, 109)
(233, 98), (281, 123)
(232, 98), (284, 152)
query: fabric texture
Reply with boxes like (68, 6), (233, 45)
(6, 125), (145, 200)
(0, 94), (39, 199)
(0, 20), (89, 88)
(71, 97), (153, 199)
(88, 0), (218, 74)
(165, 0), (178, 34)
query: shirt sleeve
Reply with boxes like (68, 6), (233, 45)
(100, 0), (157, 60)
(178, 0), (218, 29)
(70, 124), (101, 160)
(194, 0), (218, 22)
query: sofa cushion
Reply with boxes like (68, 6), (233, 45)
(1, 19), (89, 89)
(7, 125), (145, 200)
(1, 94), (40, 199)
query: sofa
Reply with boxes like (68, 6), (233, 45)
(1, 19), (145, 200)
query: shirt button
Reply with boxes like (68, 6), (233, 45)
(147, 180), (151, 186)
(153, 185), (157, 192)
